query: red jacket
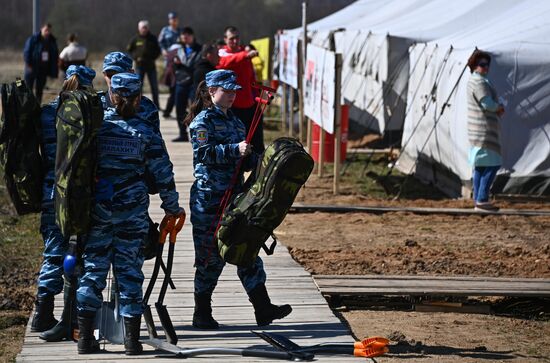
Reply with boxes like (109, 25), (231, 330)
(217, 45), (255, 109)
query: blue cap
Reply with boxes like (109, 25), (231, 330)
(102, 52), (133, 73)
(168, 12), (177, 19)
(205, 70), (242, 90)
(110, 73), (141, 97)
(65, 65), (96, 86)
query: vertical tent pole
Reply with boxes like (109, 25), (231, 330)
(289, 87), (294, 137)
(318, 127), (325, 177)
(333, 53), (343, 195)
(33, 0), (40, 34)
(281, 83), (287, 132)
(299, 1), (308, 144)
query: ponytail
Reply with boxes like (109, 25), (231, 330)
(110, 92), (140, 119)
(61, 75), (80, 91)
(184, 80), (212, 125)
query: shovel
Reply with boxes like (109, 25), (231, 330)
(155, 212), (185, 345)
(96, 274), (125, 344)
(143, 215), (174, 339)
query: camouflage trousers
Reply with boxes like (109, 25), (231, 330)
(77, 199), (148, 317)
(190, 190), (266, 295)
(37, 195), (68, 298)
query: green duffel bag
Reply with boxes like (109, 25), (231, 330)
(217, 137), (314, 267)
(55, 89), (103, 237)
(0, 79), (43, 215)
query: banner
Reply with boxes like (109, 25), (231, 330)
(278, 33), (299, 88)
(304, 44), (335, 134)
(250, 37), (270, 82)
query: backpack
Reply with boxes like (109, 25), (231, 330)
(55, 89), (103, 237)
(0, 79), (43, 215)
(216, 137), (314, 267)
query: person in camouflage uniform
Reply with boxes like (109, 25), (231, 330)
(100, 51), (160, 133)
(187, 70), (291, 329)
(76, 73), (183, 355)
(32, 65), (96, 339)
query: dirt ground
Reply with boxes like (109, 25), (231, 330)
(277, 173), (550, 362)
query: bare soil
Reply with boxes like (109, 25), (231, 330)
(277, 174), (550, 362)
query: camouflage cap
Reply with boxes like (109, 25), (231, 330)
(205, 69), (242, 90)
(110, 73), (141, 97)
(65, 65), (96, 86)
(102, 52), (133, 73)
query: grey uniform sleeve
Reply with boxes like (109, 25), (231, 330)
(190, 119), (241, 165)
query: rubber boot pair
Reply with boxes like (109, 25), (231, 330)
(77, 312), (142, 355)
(39, 277), (77, 341)
(248, 283), (292, 326)
(30, 295), (58, 332)
(192, 293), (219, 329)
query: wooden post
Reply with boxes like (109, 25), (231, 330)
(333, 53), (343, 195)
(318, 127), (325, 177)
(306, 117), (312, 151)
(281, 83), (287, 132)
(289, 87), (294, 137)
(33, 0), (40, 34)
(299, 1), (308, 144)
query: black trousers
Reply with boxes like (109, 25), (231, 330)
(231, 104), (265, 154)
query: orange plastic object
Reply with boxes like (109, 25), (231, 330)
(353, 336), (390, 349)
(353, 346), (389, 358)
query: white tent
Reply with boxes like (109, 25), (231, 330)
(399, 1), (550, 196)
(285, 0), (520, 134)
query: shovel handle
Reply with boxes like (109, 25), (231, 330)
(168, 211), (185, 244)
(159, 215), (176, 245)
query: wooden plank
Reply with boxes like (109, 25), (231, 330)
(16, 94), (353, 362)
(291, 203), (550, 216)
(314, 275), (550, 298)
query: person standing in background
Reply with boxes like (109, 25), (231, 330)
(23, 23), (59, 104)
(218, 26), (264, 153)
(245, 43), (264, 83)
(58, 33), (87, 73)
(466, 50), (505, 212)
(127, 20), (161, 107)
(172, 27), (201, 141)
(193, 43), (219, 92)
(158, 12), (183, 118)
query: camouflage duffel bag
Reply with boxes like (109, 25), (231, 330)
(216, 137), (314, 267)
(0, 79), (43, 215)
(55, 89), (103, 237)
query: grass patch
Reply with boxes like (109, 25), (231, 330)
(0, 174), (43, 362)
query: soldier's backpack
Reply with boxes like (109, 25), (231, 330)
(0, 79), (43, 215)
(216, 137), (314, 267)
(55, 89), (103, 237)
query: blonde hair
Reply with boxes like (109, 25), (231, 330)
(61, 75), (80, 91)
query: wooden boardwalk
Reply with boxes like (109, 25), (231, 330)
(314, 275), (550, 297)
(17, 109), (354, 362)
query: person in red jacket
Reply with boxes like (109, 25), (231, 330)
(217, 26), (264, 152)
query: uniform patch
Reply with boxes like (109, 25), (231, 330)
(196, 129), (208, 144)
(99, 137), (142, 157)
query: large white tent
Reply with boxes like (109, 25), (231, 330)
(399, 1), (550, 196)
(280, 0), (550, 196)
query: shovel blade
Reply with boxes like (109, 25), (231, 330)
(155, 302), (177, 345)
(142, 305), (158, 339)
(96, 301), (125, 345)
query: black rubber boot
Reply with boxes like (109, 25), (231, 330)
(123, 316), (143, 355)
(248, 284), (292, 326)
(192, 293), (219, 329)
(39, 278), (77, 341)
(30, 295), (58, 332)
(77, 312), (100, 354)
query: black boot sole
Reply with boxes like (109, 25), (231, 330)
(256, 305), (293, 326)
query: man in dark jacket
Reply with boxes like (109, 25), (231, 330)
(192, 43), (219, 92)
(172, 27), (201, 141)
(127, 20), (161, 107)
(23, 23), (59, 104)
